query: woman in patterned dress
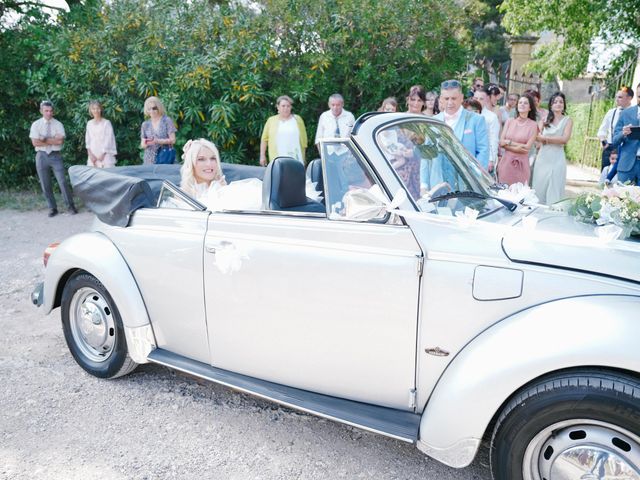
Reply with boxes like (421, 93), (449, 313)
(140, 96), (177, 165)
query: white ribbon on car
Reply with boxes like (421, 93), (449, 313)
(376, 188), (480, 227)
(213, 242), (249, 275)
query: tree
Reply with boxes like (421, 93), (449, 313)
(461, 0), (510, 64)
(1, 0), (471, 188)
(500, 0), (640, 80)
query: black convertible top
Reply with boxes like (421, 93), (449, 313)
(69, 163), (265, 227)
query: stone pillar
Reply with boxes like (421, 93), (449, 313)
(508, 35), (539, 94)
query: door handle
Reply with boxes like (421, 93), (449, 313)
(205, 240), (233, 254)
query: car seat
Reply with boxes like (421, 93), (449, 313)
(262, 157), (326, 213)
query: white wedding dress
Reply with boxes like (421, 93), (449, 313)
(194, 177), (322, 212)
(195, 178), (263, 212)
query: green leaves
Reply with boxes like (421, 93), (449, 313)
(500, 0), (639, 80)
(1, 0), (471, 188)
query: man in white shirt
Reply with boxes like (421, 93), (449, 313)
(474, 88), (500, 174)
(314, 94), (355, 149)
(29, 100), (77, 217)
(597, 86), (633, 170)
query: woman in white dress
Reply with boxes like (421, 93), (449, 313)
(85, 101), (117, 168)
(259, 95), (308, 166)
(531, 92), (573, 205)
(180, 139), (263, 211)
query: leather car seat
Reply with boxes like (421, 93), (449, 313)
(262, 157), (326, 213)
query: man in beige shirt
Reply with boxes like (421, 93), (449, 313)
(29, 100), (77, 217)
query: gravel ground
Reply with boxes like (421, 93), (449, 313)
(0, 208), (492, 480)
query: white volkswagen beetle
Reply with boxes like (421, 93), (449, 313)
(33, 113), (640, 480)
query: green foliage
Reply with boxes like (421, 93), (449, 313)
(0, 6), (57, 189)
(0, 0), (471, 188)
(500, 0), (640, 80)
(565, 102), (607, 163)
(460, 0), (509, 63)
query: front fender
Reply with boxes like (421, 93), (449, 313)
(42, 232), (155, 363)
(416, 295), (640, 468)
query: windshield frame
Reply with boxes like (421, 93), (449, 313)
(372, 118), (506, 217)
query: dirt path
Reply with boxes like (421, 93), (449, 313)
(0, 209), (490, 480)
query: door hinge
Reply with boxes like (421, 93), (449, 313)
(408, 388), (417, 409)
(416, 256), (424, 277)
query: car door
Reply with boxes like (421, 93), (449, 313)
(203, 143), (422, 410)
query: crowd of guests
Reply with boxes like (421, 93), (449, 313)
(28, 79), (640, 217)
(596, 85), (640, 185)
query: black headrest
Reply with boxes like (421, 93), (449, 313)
(262, 157), (325, 213)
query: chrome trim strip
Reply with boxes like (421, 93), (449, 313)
(426, 250), (511, 265)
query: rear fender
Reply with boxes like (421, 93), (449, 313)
(42, 232), (155, 363)
(416, 295), (640, 468)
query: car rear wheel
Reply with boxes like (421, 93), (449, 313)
(490, 369), (640, 480)
(61, 271), (137, 378)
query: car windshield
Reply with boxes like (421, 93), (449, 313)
(376, 120), (506, 217)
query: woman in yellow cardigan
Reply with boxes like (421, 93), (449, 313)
(259, 95), (308, 166)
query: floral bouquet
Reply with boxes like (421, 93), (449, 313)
(568, 184), (640, 239)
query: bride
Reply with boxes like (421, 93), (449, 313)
(180, 138), (263, 211)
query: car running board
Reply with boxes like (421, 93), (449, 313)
(147, 348), (421, 443)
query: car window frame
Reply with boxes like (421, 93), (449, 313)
(158, 179), (327, 219)
(319, 139), (392, 224)
(157, 180), (207, 211)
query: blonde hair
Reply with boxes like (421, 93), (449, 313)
(143, 96), (166, 117)
(180, 139), (224, 196)
(88, 100), (102, 115)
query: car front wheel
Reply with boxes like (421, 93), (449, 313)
(490, 369), (640, 480)
(61, 271), (137, 378)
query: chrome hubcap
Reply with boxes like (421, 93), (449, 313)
(69, 287), (116, 362)
(523, 420), (640, 480)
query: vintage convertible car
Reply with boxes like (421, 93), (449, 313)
(33, 112), (640, 480)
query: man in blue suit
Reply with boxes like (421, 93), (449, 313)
(420, 80), (489, 193)
(612, 96), (640, 184)
(435, 80), (489, 169)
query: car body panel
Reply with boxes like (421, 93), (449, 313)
(404, 213), (640, 412)
(203, 211), (422, 409)
(41, 232), (150, 329)
(40, 231), (157, 363)
(503, 211), (640, 282)
(98, 208), (211, 363)
(416, 294), (640, 467)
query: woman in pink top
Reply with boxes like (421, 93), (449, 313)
(497, 94), (538, 185)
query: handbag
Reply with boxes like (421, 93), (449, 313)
(156, 145), (176, 165)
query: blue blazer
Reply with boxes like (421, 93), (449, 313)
(612, 105), (640, 173)
(434, 109), (490, 169)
